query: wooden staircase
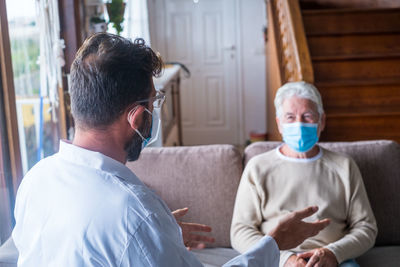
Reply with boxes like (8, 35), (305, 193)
(266, 0), (400, 143)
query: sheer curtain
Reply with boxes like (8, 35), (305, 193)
(122, 0), (151, 45)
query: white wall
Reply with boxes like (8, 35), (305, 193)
(239, 0), (268, 141)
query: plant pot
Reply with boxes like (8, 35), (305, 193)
(106, 1), (126, 35)
(90, 22), (108, 34)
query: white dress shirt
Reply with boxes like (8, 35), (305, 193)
(12, 141), (279, 266)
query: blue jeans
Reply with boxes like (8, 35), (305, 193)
(339, 259), (360, 267)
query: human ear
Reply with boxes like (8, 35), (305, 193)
(318, 113), (326, 135)
(127, 105), (146, 130)
(276, 117), (283, 134)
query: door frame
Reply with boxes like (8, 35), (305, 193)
(148, 0), (246, 145)
(233, 0), (245, 145)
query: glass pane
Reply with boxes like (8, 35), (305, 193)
(0, 102), (13, 242)
(6, 0), (59, 174)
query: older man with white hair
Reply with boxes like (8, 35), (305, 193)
(231, 81), (377, 267)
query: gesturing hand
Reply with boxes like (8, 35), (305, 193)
(284, 255), (307, 267)
(268, 206), (330, 250)
(172, 207), (215, 250)
(298, 248), (338, 267)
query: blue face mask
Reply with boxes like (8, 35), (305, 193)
(128, 107), (162, 150)
(135, 107), (161, 150)
(141, 107), (161, 149)
(282, 122), (319, 153)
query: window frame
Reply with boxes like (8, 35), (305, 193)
(0, 0), (23, 195)
(0, 0), (78, 193)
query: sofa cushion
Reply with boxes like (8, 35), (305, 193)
(193, 246), (400, 267)
(192, 247), (240, 267)
(126, 145), (243, 247)
(190, 246), (400, 267)
(244, 140), (400, 246)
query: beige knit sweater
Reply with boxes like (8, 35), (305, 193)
(230, 146), (377, 266)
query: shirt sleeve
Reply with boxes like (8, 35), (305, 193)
(223, 236), (280, 267)
(324, 159), (378, 264)
(121, 212), (280, 267)
(230, 163), (266, 253)
(119, 212), (203, 267)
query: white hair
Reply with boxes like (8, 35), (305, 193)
(274, 81), (324, 118)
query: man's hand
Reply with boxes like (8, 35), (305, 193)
(172, 207), (215, 250)
(268, 206), (330, 250)
(298, 248), (338, 267)
(284, 255), (307, 267)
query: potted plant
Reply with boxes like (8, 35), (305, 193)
(106, 0), (126, 35)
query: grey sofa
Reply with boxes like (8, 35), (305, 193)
(1, 140), (399, 266)
(127, 140), (400, 267)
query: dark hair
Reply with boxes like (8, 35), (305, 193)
(69, 33), (163, 129)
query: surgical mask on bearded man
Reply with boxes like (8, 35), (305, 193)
(125, 106), (162, 161)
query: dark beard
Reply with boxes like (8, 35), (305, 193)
(125, 111), (152, 162)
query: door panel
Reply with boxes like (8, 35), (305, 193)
(157, 0), (240, 145)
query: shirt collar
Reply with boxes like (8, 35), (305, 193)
(58, 140), (142, 184)
(275, 144), (323, 163)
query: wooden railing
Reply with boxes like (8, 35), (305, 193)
(265, 0), (314, 140)
(268, 0), (314, 83)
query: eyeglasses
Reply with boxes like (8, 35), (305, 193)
(136, 91), (166, 108)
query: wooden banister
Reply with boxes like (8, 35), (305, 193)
(269, 0), (314, 83)
(265, 0), (314, 140)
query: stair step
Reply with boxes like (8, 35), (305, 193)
(320, 112), (400, 142)
(312, 52), (400, 61)
(303, 7), (400, 15)
(300, 1), (400, 10)
(315, 84), (400, 115)
(308, 34), (400, 58)
(326, 111), (400, 118)
(302, 8), (400, 35)
(313, 58), (400, 82)
(315, 77), (400, 87)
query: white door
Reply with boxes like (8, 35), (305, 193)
(150, 0), (242, 145)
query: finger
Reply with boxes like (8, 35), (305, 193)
(188, 242), (206, 250)
(309, 219), (330, 233)
(298, 251), (315, 259)
(181, 222), (212, 232)
(298, 258), (307, 265)
(294, 256), (307, 267)
(189, 233), (215, 243)
(294, 206), (318, 220)
(172, 207), (189, 219)
(305, 254), (319, 267)
(299, 219), (330, 240)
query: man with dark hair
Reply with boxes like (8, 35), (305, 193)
(11, 33), (329, 266)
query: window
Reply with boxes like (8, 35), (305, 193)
(0, 0), (66, 242)
(0, 87), (14, 243)
(7, 0), (64, 174)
